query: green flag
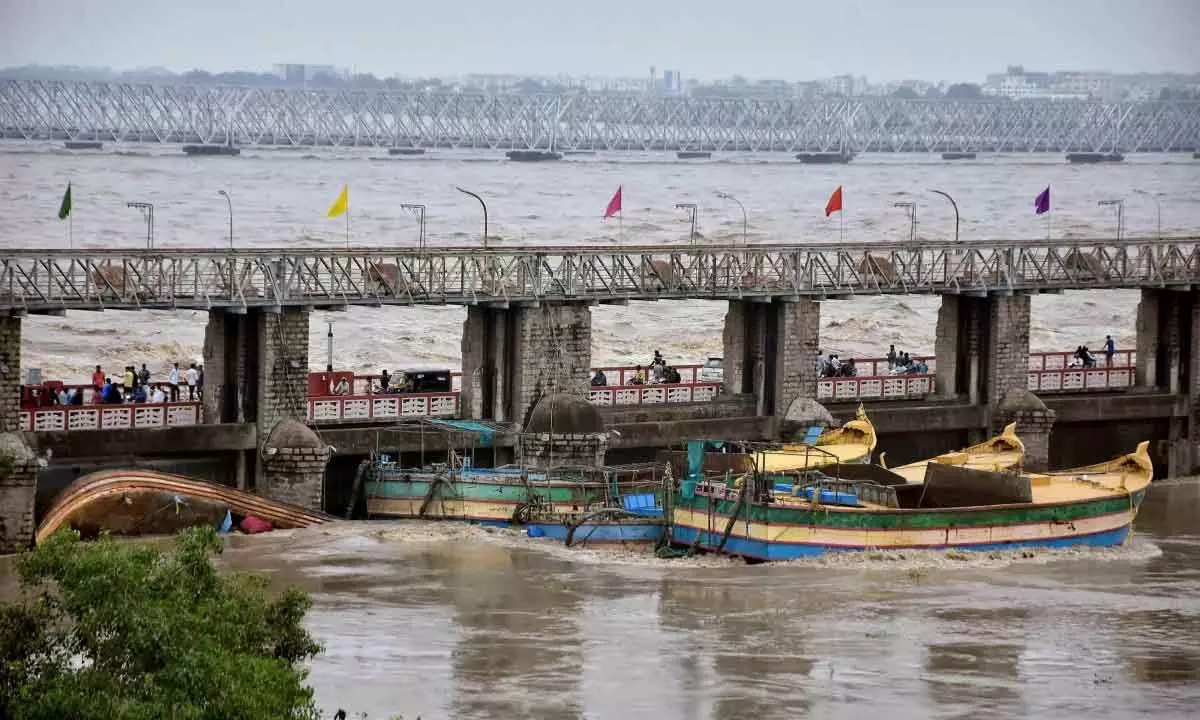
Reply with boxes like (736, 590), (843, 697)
(58, 183), (72, 220)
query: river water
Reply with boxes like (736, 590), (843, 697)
(205, 480), (1200, 719)
(3, 144), (1199, 380)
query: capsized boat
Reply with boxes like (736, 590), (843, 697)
(36, 468), (335, 544)
(754, 405), (877, 472)
(885, 422), (1025, 483)
(668, 441), (1151, 561)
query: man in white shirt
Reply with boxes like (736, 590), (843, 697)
(185, 363), (199, 401)
(168, 363), (181, 402)
(151, 385), (166, 404)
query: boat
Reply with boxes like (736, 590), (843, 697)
(365, 455), (619, 525)
(387, 148), (426, 156)
(523, 463), (668, 548)
(65, 141), (103, 150)
(1066, 152), (1124, 164)
(795, 151), (855, 164)
(666, 434), (1151, 561)
(676, 151), (712, 159)
(182, 143), (241, 156)
(505, 150), (562, 162)
(36, 468), (335, 544)
(753, 405), (877, 472)
(1193, 152), (1200, 160)
(563, 150), (596, 156)
(941, 151), (976, 160)
(885, 422), (1025, 483)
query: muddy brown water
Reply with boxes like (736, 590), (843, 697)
(4, 480), (1199, 719)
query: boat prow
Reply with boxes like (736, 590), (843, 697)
(890, 422), (1025, 484)
(757, 405), (877, 471)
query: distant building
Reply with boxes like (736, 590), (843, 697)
(273, 64), (346, 85)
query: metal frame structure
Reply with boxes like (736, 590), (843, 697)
(2, 237), (1198, 313)
(3, 80), (1199, 152)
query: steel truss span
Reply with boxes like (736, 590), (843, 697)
(2, 238), (1199, 313)
(2, 80), (1199, 152)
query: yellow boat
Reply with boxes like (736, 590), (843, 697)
(755, 405), (877, 472)
(886, 422), (1026, 484)
(1026, 440), (1153, 505)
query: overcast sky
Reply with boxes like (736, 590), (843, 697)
(1, 0), (1197, 82)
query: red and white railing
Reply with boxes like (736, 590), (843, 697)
(587, 382), (722, 406)
(18, 402), (201, 433)
(307, 392), (459, 423)
(816, 374), (935, 402)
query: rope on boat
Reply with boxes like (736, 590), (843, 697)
(713, 481), (751, 555)
(418, 472), (451, 517)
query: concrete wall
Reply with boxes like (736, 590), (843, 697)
(0, 315), (20, 432)
(986, 294), (1031, 410)
(722, 299), (819, 418)
(202, 311), (253, 424)
(262, 446), (328, 510)
(510, 303), (592, 425)
(772, 298), (820, 417)
(257, 308), (311, 433)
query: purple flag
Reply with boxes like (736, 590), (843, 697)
(1034, 186), (1051, 215)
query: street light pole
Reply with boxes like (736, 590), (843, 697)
(401, 203), (427, 250)
(455, 186), (488, 249)
(217, 190), (233, 248)
(126, 201), (154, 249)
(928, 188), (960, 243)
(1098, 199), (1124, 241)
(675, 202), (698, 244)
(1132, 189), (1162, 239)
(893, 201), (917, 244)
(715, 191), (747, 246)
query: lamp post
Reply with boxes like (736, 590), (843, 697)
(217, 190), (233, 248)
(1098, 198), (1124, 241)
(1132, 189), (1162, 239)
(126, 201), (154, 249)
(715, 191), (747, 246)
(455, 186), (488, 249)
(928, 188), (960, 243)
(675, 202), (698, 244)
(893, 200), (918, 244)
(401, 203), (427, 250)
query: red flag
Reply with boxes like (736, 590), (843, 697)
(603, 186), (623, 219)
(825, 185), (843, 217)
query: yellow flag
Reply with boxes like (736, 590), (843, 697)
(327, 185), (349, 218)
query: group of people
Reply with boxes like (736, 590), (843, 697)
(816, 351), (857, 378)
(1069, 336), (1117, 369)
(591, 350), (683, 387)
(886, 345), (930, 375)
(86, 362), (203, 405)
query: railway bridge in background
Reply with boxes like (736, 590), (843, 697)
(5, 236), (1200, 551)
(2, 79), (1199, 152)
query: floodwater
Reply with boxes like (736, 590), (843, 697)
(212, 479), (1200, 719)
(3, 144), (1199, 380)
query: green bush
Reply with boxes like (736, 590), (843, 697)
(0, 527), (323, 720)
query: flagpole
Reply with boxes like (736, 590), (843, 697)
(839, 210), (844, 244)
(345, 206), (351, 249)
(1046, 211), (1051, 241)
(619, 210), (623, 244)
(69, 213), (73, 249)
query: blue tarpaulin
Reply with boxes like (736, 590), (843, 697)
(430, 419), (499, 447)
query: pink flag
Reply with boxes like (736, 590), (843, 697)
(604, 186), (622, 219)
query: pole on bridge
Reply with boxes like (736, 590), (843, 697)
(401, 203), (427, 250)
(1133, 189), (1162, 240)
(675, 202), (698, 244)
(455, 186), (488, 249)
(126, 201), (154, 249)
(218, 190), (234, 248)
(893, 201), (917, 244)
(1098, 199), (1124, 242)
(928, 189), (960, 243)
(715, 191), (747, 245)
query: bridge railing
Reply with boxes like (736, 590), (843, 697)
(587, 382), (722, 406)
(18, 402), (201, 432)
(307, 393), (459, 424)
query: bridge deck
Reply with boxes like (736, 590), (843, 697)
(2, 238), (1196, 312)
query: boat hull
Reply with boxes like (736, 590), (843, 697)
(669, 489), (1145, 561)
(527, 519), (665, 547)
(366, 474), (611, 525)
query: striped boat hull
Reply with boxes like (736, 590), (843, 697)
(527, 520), (665, 547)
(365, 476), (610, 525)
(670, 490), (1145, 561)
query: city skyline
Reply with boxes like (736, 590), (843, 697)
(1, 0), (1197, 84)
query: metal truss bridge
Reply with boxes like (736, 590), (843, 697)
(2, 237), (1198, 314)
(2, 80), (1199, 152)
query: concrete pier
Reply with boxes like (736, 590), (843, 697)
(722, 298), (820, 418)
(461, 302), (592, 425)
(933, 294), (1031, 419)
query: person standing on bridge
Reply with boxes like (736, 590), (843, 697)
(168, 362), (181, 402)
(1105, 335), (1116, 366)
(186, 363), (199, 401)
(91, 365), (104, 400)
